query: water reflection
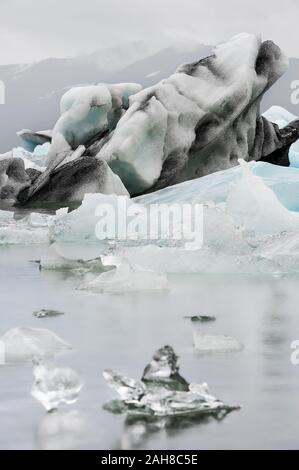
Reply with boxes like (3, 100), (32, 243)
(35, 410), (87, 450)
(118, 409), (236, 450)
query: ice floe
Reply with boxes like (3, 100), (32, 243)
(0, 327), (71, 364)
(103, 346), (240, 417)
(99, 34), (295, 195)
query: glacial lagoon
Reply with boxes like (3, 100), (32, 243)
(1, 244), (299, 450)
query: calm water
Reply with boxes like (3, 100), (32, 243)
(0, 244), (299, 450)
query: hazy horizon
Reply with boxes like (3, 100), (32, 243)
(0, 0), (299, 65)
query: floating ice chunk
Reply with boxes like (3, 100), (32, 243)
(193, 332), (243, 353)
(103, 345), (240, 417)
(0, 327), (71, 364)
(79, 261), (168, 294)
(31, 360), (84, 411)
(33, 309), (64, 319)
(226, 160), (299, 234)
(184, 315), (216, 322)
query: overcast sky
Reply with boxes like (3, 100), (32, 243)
(0, 0), (298, 64)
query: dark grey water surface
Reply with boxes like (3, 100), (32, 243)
(0, 245), (299, 450)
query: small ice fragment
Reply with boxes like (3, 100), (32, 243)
(31, 359), (84, 412)
(193, 332), (243, 353)
(0, 327), (71, 364)
(184, 315), (216, 322)
(33, 309), (64, 319)
(103, 345), (240, 417)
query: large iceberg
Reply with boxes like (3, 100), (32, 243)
(4, 34), (298, 207)
(98, 34), (299, 195)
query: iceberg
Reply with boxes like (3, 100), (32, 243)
(31, 359), (84, 411)
(99, 34), (298, 195)
(103, 346), (240, 417)
(0, 327), (71, 364)
(46, 159), (299, 275)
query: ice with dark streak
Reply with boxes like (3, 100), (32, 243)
(103, 345), (240, 417)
